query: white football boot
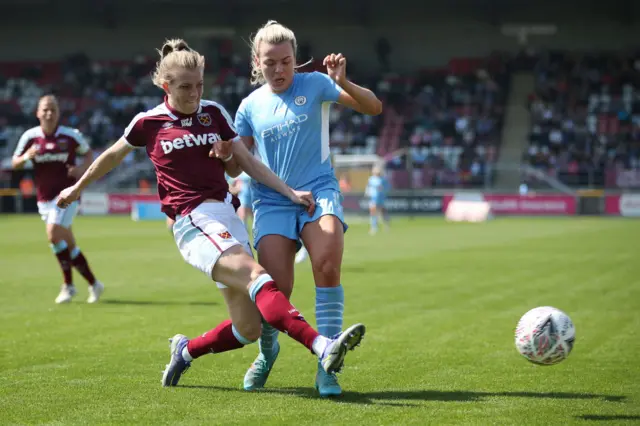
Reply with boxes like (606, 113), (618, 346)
(55, 285), (77, 304)
(87, 281), (104, 304)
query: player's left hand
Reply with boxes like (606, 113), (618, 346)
(57, 184), (81, 208)
(67, 165), (84, 180)
(324, 53), (347, 85)
(209, 140), (234, 161)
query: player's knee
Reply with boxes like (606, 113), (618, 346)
(235, 321), (261, 343)
(311, 253), (341, 284)
(248, 262), (268, 284)
(46, 226), (65, 244)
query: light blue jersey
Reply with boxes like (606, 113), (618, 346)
(366, 175), (389, 206)
(225, 172), (252, 208)
(235, 72), (347, 248)
(235, 72), (342, 204)
(236, 172), (252, 208)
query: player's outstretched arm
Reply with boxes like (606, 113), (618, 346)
(57, 138), (133, 207)
(324, 53), (383, 116)
(73, 138), (133, 191)
(68, 150), (95, 180)
(337, 80), (383, 116)
(232, 139), (315, 213)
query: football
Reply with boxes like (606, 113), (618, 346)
(515, 306), (576, 365)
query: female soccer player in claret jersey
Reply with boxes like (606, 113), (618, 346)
(12, 95), (104, 304)
(56, 39), (366, 387)
(224, 21), (382, 397)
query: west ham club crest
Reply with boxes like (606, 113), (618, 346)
(197, 113), (212, 126)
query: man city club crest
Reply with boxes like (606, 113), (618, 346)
(294, 96), (307, 106)
(197, 113), (212, 126)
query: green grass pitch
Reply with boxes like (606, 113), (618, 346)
(0, 215), (639, 425)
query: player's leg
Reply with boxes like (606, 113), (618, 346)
(213, 244), (364, 377)
(65, 226), (103, 302)
(46, 222), (75, 303)
(179, 213), (264, 362)
(244, 204), (298, 390)
(163, 208), (263, 386)
(41, 200), (76, 303)
(51, 201), (103, 303)
(168, 203), (365, 387)
(299, 189), (349, 397)
(162, 286), (263, 387)
(369, 200), (379, 235)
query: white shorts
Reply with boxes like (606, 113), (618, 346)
(37, 200), (79, 229)
(173, 202), (252, 289)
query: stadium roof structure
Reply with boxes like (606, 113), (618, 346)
(1, 0), (637, 25)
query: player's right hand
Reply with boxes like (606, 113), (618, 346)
(290, 190), (316, 216)
(24, 145), (39, 160)
(56, 185), (81, 208)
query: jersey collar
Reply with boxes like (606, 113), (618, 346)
(41, 125), (60, 138)
(164, 96), (202, 118)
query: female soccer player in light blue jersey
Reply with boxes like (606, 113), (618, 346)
(228, 172), (253, 227)
(366, 164), (390, 235)
(223, 20), (382, 397)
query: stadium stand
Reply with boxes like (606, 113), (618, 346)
(525, 50), (640, 188)
(378, 54), (510, 189)
(1, 49), (511, 191)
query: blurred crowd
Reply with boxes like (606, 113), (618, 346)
(525, 50), (640, 187)
(0, 53), (160, 169)
(379, 55), (509, 189)
(3, 41), (639, 191)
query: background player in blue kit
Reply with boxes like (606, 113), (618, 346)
(229, 172), (253, 227)
(366, 164), (390, 235)
(222, 20), (382, 397)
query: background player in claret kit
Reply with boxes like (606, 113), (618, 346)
(366, 164), (390, 235)
(12, 95), (104, 304)
(223, 20), (382, 397)
(55, 38), (366, 388)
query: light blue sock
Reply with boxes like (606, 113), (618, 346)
(232, 325), (255, 346)
(370, 214), (378, 231)
(315, 285), (344, 340)
(258, 321), (279, 359)
(249, 274), (280, 358)
(316, 286), (344, 367)
(50, 240), (68, 254)
(70, 247), (81, 259)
